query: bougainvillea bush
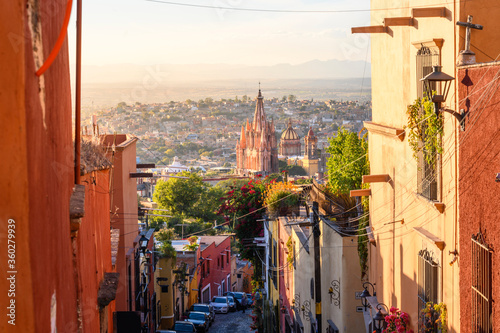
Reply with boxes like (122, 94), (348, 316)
(382, 307), (413, 333)
(217, 177), (268, 287)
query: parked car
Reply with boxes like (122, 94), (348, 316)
(172, 321), (196, 332)
(186, 311), (209, 333)
(209, 296), (229, 314)
(156, 331), (176, 333)
(225, 295), (237, 312)
(189, 303), (215, 324)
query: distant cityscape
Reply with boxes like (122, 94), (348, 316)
(87, 92), (372, 172)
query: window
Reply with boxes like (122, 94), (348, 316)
(227, 249), (229, 264)
(417, 249), (439, 331)
(272, 240), (278, 288)
(221, 255), (224, 269)
(416, 45), (441, 201)
(207, 261), (210, 274)
(471, 232), (491, 333)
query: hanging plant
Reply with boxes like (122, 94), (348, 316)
(405, 96), (443, 166)
(420, 302), (447, 333)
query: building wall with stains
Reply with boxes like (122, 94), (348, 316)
(101, 134), (139, 311)
(458, 63), (500, 332)
(0, 0), (79, 332)
(78, 170), (115, 332)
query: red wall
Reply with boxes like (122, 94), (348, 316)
(101, 134), (139, 311)
(78, 170), (114, 332)
(24, 0), (78, 331)
(199, 237), (232, 300)
(458, 63), (500, 332)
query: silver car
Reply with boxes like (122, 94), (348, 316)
(209, 296), (229, 314)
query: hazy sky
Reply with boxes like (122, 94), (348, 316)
(68, 0), (371, 66)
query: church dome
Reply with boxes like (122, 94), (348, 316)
(281, 120), (299, 140)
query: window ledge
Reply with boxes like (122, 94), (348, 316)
(413, 192), (445, 213)
(411, 38), (444, 50)
(413, 227), (445, 250)
(364, 121), (405, 141)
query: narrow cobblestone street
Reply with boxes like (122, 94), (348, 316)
(208, 309), (256, 333)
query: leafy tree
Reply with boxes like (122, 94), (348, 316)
(286, 165), (307, 176)
(153, 172), (207, 216)
(288, 94), (296, 102)
(326, 127), (369, 194)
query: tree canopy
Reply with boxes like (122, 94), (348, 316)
(326, 127), (369, 194)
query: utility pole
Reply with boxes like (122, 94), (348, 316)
(312, 201), (322, 333)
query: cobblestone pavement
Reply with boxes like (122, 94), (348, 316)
(208, 309), (256, 333)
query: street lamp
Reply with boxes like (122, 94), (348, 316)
(156, 277), (169, 293)
(421, 66), (466, 128)
(373, 303), (389, 333)
(359, 281), (376, 310)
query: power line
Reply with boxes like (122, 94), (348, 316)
(145, 0), (467, 14)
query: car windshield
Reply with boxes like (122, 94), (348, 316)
(189, 313), (205, 320)
(213, 297), (226, 303)
(193, 306), (208, 312)
(174, 323), (193, 332)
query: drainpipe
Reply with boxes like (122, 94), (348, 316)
(74, 0), (82, 184)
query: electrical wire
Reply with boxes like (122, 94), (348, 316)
(145, 0), (470, 14)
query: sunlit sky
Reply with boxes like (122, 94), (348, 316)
(68, 0), (371, 66)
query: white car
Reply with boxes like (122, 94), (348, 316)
(209, 296), (229, 314)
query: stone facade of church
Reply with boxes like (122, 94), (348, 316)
(236, 90), (279, 175)
(279, 119), (301, 157)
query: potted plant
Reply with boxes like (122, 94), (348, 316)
(420, 302), (447, 333)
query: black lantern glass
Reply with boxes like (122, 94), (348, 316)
(360, 281), (375, 309)
(372, 303), (388, 333)
(421, 65), (455, 115)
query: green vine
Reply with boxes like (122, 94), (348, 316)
(405, 96), (443, 166)
(286, 237), (294, 269)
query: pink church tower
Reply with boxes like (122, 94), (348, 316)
(236, 88), (278, 176)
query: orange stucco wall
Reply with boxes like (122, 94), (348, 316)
(102, 135), (139, 311)
(78, 170), (114, 332)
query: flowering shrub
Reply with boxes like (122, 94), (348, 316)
(263, 180), (299, 217)
(420, 302), (447, 333)
(217, 179), (267, 286)
(382, 307), (413, 333)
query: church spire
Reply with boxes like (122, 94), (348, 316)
(240, 125), (246, 148)
(253, 87), (266, 131)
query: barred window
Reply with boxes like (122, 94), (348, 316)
(417, 249), (439, 332)
(471, 232), (492, 333)
(416, 45), (441, 201)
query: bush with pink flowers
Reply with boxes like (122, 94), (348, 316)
(382, 307), (413, 333)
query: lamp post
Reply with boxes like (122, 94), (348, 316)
(359, 281), (376, 310)
(421, 66), (467, 129)
(373, 303), (389, 333)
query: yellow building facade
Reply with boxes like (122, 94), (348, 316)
(358, 1), (500, 331)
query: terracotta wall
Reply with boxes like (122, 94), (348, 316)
(78, 170), (114, 332)
(0, 0), (79, 331)
(458, 63), (500, 332)
(102, 134), (139, 311)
